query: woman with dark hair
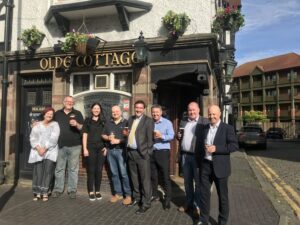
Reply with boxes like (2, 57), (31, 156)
(82, 102), (106, 201)
(29, 107), (60, 202)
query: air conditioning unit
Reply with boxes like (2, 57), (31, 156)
(95, 75), (109, 89)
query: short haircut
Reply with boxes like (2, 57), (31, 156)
(151, 104), (162, 111)
(134, 100), (146, 108)
(42, 106), (55, 116)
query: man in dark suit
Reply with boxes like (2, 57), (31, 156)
(127, 100), (154, 214)
(177, 102), (209, 218)
(195, 105), (239, 225)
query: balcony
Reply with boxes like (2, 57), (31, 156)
(279, 77), (290, 84)
(265, 80), (276, 87)
(265, 96), (276, 102)
(231, 85), (239, 92)
(241, 97), (250, 103)
(280, 110), (290, 117)
(241, 83), (250, 89)
(252, 81), (262, 88)
(279, 94), (290, 101)
(253, 96), (262, 103)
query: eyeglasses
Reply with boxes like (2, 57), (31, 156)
(64, 101), (74, 104)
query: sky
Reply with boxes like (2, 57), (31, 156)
(235, 0), (300, 66)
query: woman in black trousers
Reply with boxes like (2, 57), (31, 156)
(82, 102), (106, 201)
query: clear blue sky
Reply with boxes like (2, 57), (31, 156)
(235, 0), (300, 66)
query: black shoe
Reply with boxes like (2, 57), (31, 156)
(164, 201), (171, 210)
(128, 199), (139, 207)
(51, 192), (61, 198)
(89, 193), (96, 201)
(95, 192), (102, 200)
(150, 195), (159, 202)
(135, 206), (150, 214)
(68, 191), (76, 199)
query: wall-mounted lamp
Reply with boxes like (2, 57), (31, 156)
(224, 58), (237, 84)
(133, 31), (148, 64)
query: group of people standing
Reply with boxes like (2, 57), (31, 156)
(28, 96), (238, 225)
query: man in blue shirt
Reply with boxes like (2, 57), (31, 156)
(150, 104), (175, 210)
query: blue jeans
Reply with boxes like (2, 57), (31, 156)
(107, 148), (131, 196)
(182, 153), (201, 209)
(53, 145), (81, 193)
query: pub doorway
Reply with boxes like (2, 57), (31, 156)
(155, 76), (204, 176)
(18, 74), (53, 179)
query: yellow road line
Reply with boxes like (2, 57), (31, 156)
(252, 156), (300, 220)
(256, 157), (300, 206)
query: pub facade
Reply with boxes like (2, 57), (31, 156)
(0, 0), (230, 188)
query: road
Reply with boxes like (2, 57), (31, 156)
(245, 140), (300, 225)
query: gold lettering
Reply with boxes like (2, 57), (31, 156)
(55, 57), (63, 69)
(105, 53), (112, 66)
(83, 55), (93, 67)
(48, 57), (55, 70)
(120, 52), (130, 65)
(40, 58), (49, 70)
(94, 54), (101, 67)
(76, 56), (84, 67)
(63, 56), (72, 69)
(131, 52), (138, 63)
(111, 52), (120, 65)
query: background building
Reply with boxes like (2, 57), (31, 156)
(231, 52), (300, 138)
(0, 0), (239, 188)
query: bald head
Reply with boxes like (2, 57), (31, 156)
(187, 102), (200, 120)
(111, 105), (122, 120)
(208, 105), (221, 126)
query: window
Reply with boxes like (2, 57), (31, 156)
(95, 75), (109, 89)
(114, 73), (132, 93)
(73, 74), (90, 95)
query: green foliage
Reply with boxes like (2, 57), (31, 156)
(242, 110), (268, 123)
(20, 26), (45, 48)
(61, 31), (94, 52)
(162, 10), (191, 38)
(212, 6), (245, 33)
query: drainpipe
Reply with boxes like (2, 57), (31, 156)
(0, 0), (14, 185)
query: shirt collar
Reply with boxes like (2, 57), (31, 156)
(210, 120), (221, 129)
(188, 116), (199, 122)
(155, 117), (163, 124)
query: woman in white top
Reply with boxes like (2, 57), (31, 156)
(29, 107), (60, 201)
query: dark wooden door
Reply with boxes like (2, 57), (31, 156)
(19, 76), (52, 179)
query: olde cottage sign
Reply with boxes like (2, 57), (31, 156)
(40, 51), (137, 70)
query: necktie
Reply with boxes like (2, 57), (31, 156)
(128, 119), (139, 146)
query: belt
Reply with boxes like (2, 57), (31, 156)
(181, 151), (194, 155)
(154, 149), (170, 152)
(127, 147), (137, 151)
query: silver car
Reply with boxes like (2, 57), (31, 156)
(238, 126), (267, 150)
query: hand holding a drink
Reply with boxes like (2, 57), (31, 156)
(122, 127), (129, 137)
(69, 114), (77, 127)
(177, 127), (184, 140)
(153, 130), (162, 139)
(205, 138), (216, 153)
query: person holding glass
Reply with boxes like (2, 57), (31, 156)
(82, 102), (106, 201)
(29, 107), (60, 201)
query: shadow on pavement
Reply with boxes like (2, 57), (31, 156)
(0, 182), (18, 213)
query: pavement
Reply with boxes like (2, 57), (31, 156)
(0, 150), (280, 225)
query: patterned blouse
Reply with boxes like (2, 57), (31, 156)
(28, 121), (60, 163)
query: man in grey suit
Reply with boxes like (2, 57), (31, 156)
(126, 100), (154, 214)
(195, 105), (239, 225)
(177, 102), (209, 218)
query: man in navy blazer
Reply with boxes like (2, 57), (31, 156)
(126, 100), (154, 214)
(195, 105), (239, 225)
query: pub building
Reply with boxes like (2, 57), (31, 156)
(0, 0), (236, 190)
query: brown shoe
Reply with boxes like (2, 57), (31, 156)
(122, 196), (132, 205)
(178, 205), (188, 212)
(110, 194), (123, 203)
(193, 207), (200, 219)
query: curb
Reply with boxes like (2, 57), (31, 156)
(241, 149), (289, 225)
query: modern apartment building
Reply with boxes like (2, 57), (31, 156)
(231, 52), (300, 137)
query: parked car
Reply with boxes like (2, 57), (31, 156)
(238, 126), (267, 149)
(266, 127), (286, 139)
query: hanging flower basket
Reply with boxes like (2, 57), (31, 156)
(19, 26), (45, 50)
(61, 30), (98, 55)
(162, 10), (191, 38)
(212, 6), (245, 33)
